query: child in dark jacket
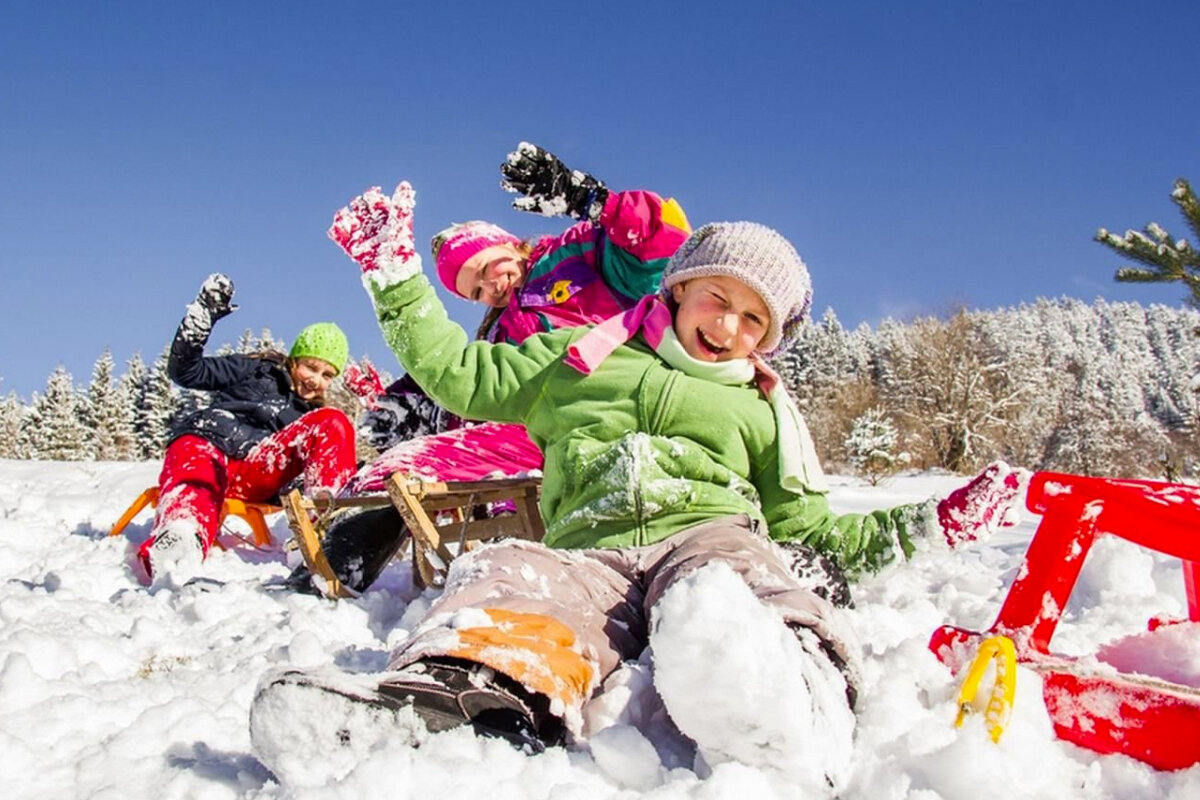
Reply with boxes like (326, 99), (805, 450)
(250, 186), (1028, 789)
(138, 274), (357, 584)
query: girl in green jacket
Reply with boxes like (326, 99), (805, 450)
(251, 183), (1027, 790)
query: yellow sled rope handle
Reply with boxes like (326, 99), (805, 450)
(954, 635), (1017, 743)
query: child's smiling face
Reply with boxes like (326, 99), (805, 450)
(455, 244), (527, 307)
(289, 357), (338, 402)
(670, 275), (770, 362)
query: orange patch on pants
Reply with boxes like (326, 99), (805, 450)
(446, 608), (594, 708)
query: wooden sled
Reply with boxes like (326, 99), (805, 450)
(930, 470), (1200, 771)
(283, 473), (544, 599)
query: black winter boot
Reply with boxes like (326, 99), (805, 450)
(250, 657), (562, 783)
(378, 658), (564, 752)
(285, 505), (409, 595)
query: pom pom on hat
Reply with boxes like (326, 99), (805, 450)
(661, 221), (812, 353)
(289, 322), (349, 375)
(431, 221), (522, 298)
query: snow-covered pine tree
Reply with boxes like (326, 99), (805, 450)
(15, 391), (38, 459)
(772, 308), (880, 468)
(972, 303), (1056, 468)
(233, 327), (285, 355)
(1097, 178), (1200, 307)
(845, 407), (908, 485)
(0, 392), (26, 459)
(1145, 303), (1200, 428)
(86, 349), (137, 461)
(769, 323), (810, 395)
(26, 366), (90, 461)
(85, 350), (114, 460)
(119, 354), (149, 459)
(135, 348), (179, 460)
(73, 375), (97, 462)
(1043, 356), (1166, 477)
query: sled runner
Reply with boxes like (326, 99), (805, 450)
(110, 486), (281, 549)
(930, 470), (1200, 770)
(282, 490), (395, 598)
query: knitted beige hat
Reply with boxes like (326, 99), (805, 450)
(661, 221), (812, 352)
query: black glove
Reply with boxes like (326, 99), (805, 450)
(500, 141), (609, 222)
(358, 390), (445, 451)
(177, 273), (236, 346)
(195, 273), (237, 321)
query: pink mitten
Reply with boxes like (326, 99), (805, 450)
(328, 181), (417, 275)
(937, 461), (1031, 547)
(341, 361), (385, 408)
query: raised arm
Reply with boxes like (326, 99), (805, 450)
(501, 142), (691, 300)
(329, 181), (569, 424)
(167, 273), (253, 390)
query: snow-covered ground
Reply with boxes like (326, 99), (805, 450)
(2, 459), (1199, 799)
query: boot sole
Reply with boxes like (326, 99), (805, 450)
(249, 668), (429, 786)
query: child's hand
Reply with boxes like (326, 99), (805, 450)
(937, 461), (1031, 547)
(501, 142), (608, 222)
(179, 273), (236, 345)
(195, 273), (237, 321)
(341, 361), (385, 408)
(328, 182), (418, 275)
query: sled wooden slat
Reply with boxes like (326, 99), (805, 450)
(307, 493), (395, 508)
(282, 489), (358, 599)
(386, 474), (544, 589)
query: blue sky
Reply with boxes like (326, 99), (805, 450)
(3, 1), (1199, 398)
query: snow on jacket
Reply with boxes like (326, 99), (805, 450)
(488, 190), (690, 344)
(166, 323), (317, 460)
(370, 274), (921, 574)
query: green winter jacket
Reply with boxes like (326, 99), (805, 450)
(371, 274), (920, 573)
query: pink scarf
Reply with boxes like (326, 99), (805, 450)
(564, 295), (673, 374)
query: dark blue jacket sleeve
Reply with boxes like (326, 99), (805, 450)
(167, 319), (258, 391)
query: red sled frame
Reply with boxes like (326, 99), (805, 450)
(929, 471), (1200, 771)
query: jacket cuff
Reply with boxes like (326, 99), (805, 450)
(361, 253), (424, 294)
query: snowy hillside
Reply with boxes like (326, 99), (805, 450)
(1, 459), (1199, 799)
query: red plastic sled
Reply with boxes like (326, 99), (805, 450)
(930, 471), (1200, 771)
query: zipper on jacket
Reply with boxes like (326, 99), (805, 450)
(647, 369), (677, 435)
(639, 367), (678, 546)
(629, 434), (647, 547)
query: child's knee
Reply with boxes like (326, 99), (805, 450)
(306, 407), (354, 440)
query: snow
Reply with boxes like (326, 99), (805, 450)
(3, 459), (1200, 799)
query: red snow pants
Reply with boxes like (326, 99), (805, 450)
(138, 407), (356, 567)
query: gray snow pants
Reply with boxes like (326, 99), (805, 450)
(386, 514), (860, 719)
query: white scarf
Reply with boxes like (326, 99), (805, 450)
(653, 327), (829, 494)
(562, 295), (828, 494)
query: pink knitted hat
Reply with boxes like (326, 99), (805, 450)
(431, 221), (522, 297)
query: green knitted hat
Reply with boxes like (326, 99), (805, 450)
(288, 322), (348, 375)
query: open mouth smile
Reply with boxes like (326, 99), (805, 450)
(695, 330), (729, 358)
